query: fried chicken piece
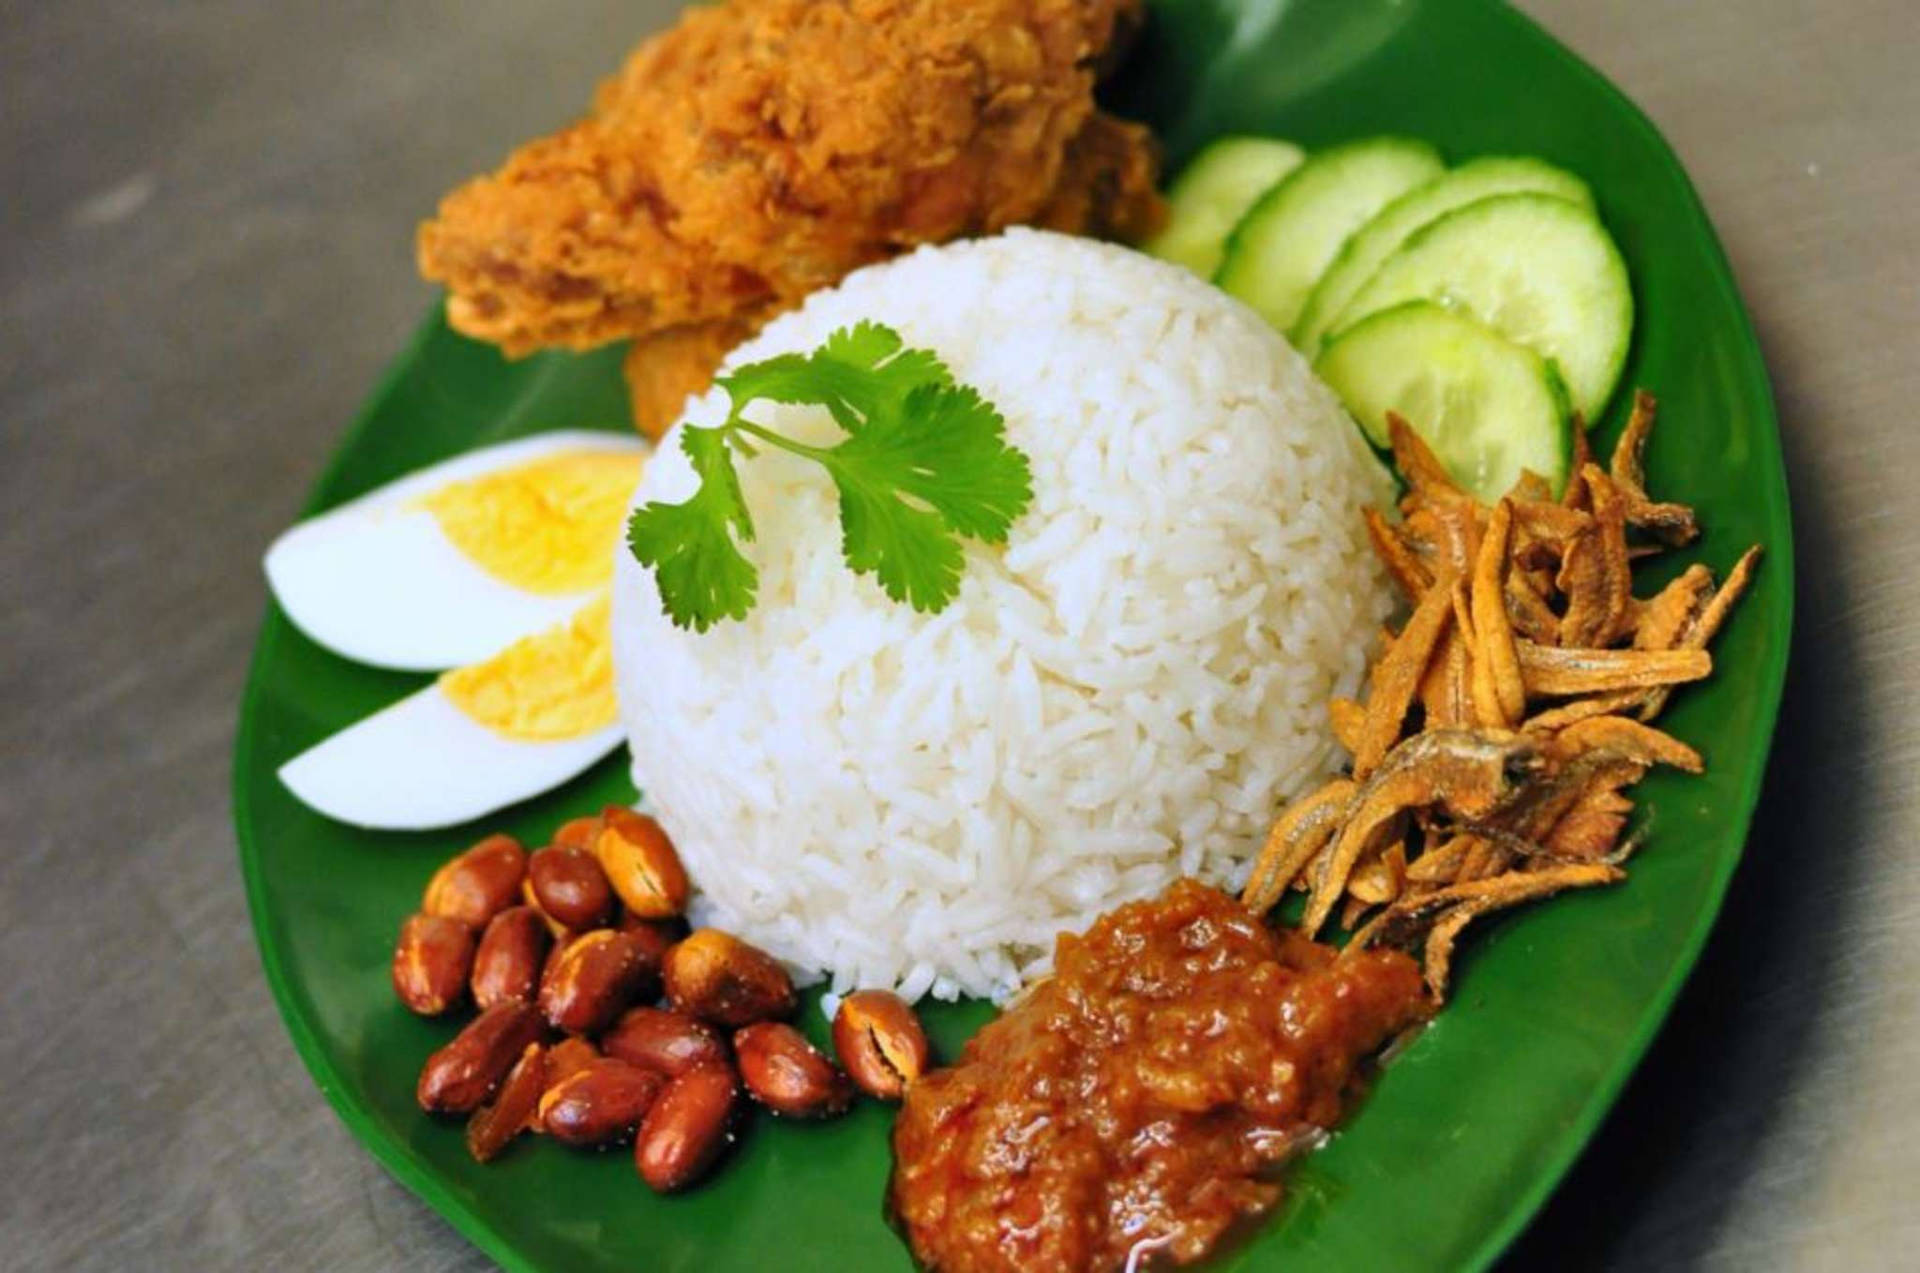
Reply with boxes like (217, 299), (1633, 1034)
(418, 0), (1164, 433)
(621, 322), (753, 441)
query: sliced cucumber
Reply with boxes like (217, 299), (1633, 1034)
(1215, 136), (1444, 333)
(1292, 156), (1594, 358)
(1146, 137), (1306, 278)
(1333, 193), (1632, 422)
(1314, 301), (1572, 501)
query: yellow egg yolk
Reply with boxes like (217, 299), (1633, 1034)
(439, 594), (616, 740)
(421, 451), (645, 595)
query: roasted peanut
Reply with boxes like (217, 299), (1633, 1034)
(550, 815), (602, 851)
(519, 876), (571, 940)
(618, 914), (682, 971)
(635, 1063), (740, 1193)
(539, 1058), (667, 1148)
(543, 1036), (602, 1096)
(528, 844), (615, 930)
(541, 931), (572, 984)
(663, 929), (796, 1027)
(602, 1007), (729, 1078)
(470, 906), (552, 1010)
(466, 1042), (547, 1163)
(423, 833), (527, 929)
(418, 1001), (545, 1115)
(539, 929), (660, 1035)
(735, 1023), (852, 1118)
(831, 990), (931, 1100)
(392, 913), (476, 1016)
(594, 808), (689, 919)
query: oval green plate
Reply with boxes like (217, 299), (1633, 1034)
(234, 0), (1792, 1268)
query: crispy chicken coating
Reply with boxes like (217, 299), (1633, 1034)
(418, 0), (1163, 432)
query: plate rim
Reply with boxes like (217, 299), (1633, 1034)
(1442, 4), (1793, 1268)
(231, 3), (1795, 1269)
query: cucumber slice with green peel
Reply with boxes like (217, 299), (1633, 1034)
(1333, 192), (1632, 422)
(1146, 137), (1305, 278)
(1215, 136), (1444, 333)
(1314, 301), (1573, 501)
(1292, 156), (1594, 358)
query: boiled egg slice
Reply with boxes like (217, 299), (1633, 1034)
(265, 430), (647, 671)
(279, 594), (621, 830)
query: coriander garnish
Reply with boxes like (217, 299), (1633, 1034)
(626, 322), (1033, 631)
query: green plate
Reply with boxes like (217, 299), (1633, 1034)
(233, 0), (1792, 1268)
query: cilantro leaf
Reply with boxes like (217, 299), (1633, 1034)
(624, 426), (757, 632)
(831, 381), (1033, 544)
(832, 471), (965, 612)
(626, 322), (1034, 630)
(719, 319), (949, 434)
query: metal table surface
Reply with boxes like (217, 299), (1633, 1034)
(3, 2), (1915, 1269)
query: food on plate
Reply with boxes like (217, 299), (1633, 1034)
(540, 928), (665, 1035)
(1145, 135), (1304, 276)
(1292, 155), (1594, 357)
(1214, 136), (1444, 332)
(415, 0), (1164, 435)
(527, 843), (616, 930)
(831, 990), (931, 1100)
(399, 816), (933, 1188)
(733, 1022), (854, 1118)
(602, 1007), (730, 1078)
(636, 1063), (745, 1193)
(541, 1059), (668, 1148)
(889, 880), (1429, 1270)
(1151, 132), (1634, 478)
(612, 229), (1396, 1000)
(466, 1041), (549, 1163)
(1333, 193), (1632, 419)
(1315, 300), (1572, 498)
(470, 907), (552, 1010)
(282, 6), (1759, 1249)
(625, 319), (1034, 630)
(391, 913), (476, 1016)
(885, 398), (1757, 1269)
(276, 594), (621, 829)
(423, 833), (527, 928)
(265, 431), (646, 670)
(662, 929), (799, 1027)
(1243, 401), (1759, 994)
(418, 1000), (547, 1115)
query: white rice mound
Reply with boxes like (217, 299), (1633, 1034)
(613, 229), (1395, 1002)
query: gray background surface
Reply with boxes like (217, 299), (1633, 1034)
(3, 1), (1915, 1269)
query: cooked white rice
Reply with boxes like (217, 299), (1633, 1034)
(612, 228), (1394, 1002)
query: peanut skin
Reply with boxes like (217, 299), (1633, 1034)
(539, 1058), (666, 1148)
(735, 1023), (851, 1118)
(423, 834), (527, 930)
(539, 929), (660, 1035)
(527, 844), (615, 931)
(595, 808), (690, 919)
(418, 1001), (545, 1115)
(831, 990), (931, 1100)
(392, 913), (476, 1016)
(470, 906), (552, 1010)
(549, 815), (602, 851)
(635, 1063), (740, 1193)
(466, 1042), (547, 1163)
(602, 1007), (729, 1078)
(542, 1036), (602, 1096)
(663, 929), (797, 1027)
(618, 913), (684, 968)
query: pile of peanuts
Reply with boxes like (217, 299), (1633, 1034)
(392, 807), (931, 1190)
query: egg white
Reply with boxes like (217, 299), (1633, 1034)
(264, 430), (648, 671)
(277, 682), (622, 831)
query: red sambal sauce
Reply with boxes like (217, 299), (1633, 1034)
(889, 880), (1430, 1271)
